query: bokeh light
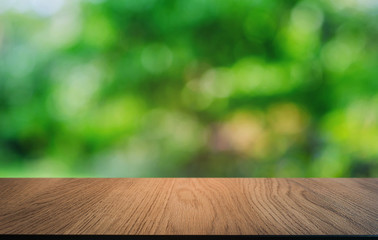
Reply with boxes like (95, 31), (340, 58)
(0, 0), (377, 177)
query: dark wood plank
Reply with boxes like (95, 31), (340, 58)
(0, 178), (376, 235)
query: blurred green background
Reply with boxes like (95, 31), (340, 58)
(0, 0), (377, 177)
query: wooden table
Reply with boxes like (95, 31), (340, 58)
(0, 178), (377, 236)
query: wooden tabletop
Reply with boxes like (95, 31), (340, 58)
(0, 178), (377, 235)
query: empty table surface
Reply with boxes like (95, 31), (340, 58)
(0, 178), (377, 235)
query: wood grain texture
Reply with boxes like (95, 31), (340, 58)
(0, 178), (377, 235)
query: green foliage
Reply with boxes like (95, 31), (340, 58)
(0, 0), (377, 177)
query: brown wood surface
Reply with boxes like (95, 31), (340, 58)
(0, 178), (377, 235)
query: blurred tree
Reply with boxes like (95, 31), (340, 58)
(0, 0), (377, 177)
